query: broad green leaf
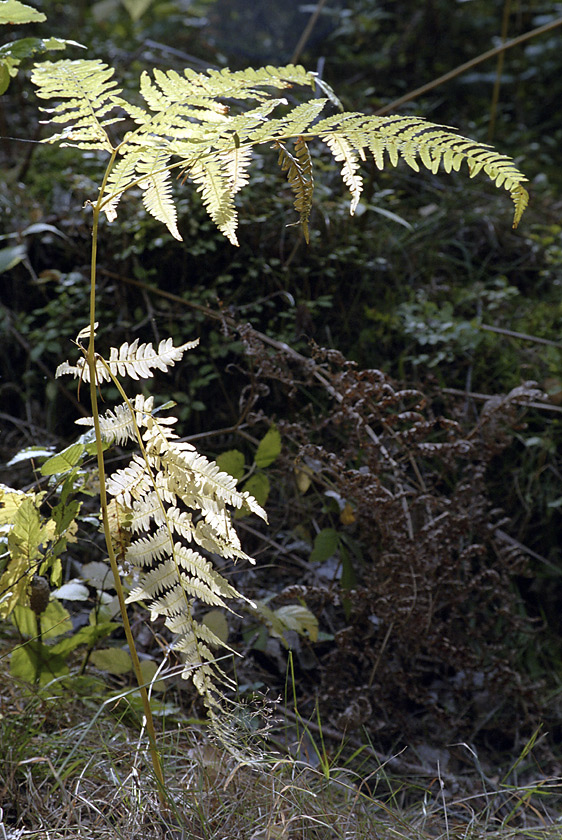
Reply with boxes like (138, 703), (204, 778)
(11, 600), (72, 639)
(310, 528), (340, 564)
(40, 599), (73, 638)
(0, 1), (46, 24)
(10, 641), (68, 685)
(8, 496), (49, 559)
(0, 244), (26, 274)
(51, 621), (117, 656)
(216, 449), (245, 480)
(0, 37), (84, 62)
(91, 647), (132, 675)
(0, 62), (9, 94)
(41, 442), (85, 475)
(254, 426), (281, 468)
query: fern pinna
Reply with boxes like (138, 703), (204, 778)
(59, 332), (266, 710)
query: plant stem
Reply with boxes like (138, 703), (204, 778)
(86, 156), (167, 805)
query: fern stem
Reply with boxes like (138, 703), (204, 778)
(86, 154), (168, 806)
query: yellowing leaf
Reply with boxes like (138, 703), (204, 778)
(273, 604), (319, 642)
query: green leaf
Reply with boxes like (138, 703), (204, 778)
(41, 443), (85, 475)
(91, 647), (133, 675)
(51, 621), (117, 656)
(40, 599), (73, 639)
(236, 473), (270, 517)
(11, 641), (68, 685)
(0, 63), (10, 94)
(216, 449), (246, 480)
(0, 244), (27, 274)
(11, 601), (71, 639)
(310, 528), (340, 564)
(139, 658), (166, 692)
(0, 1), (46, 24)
(254, 426), (281, 468)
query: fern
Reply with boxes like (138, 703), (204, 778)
(31, 61), (529, 245)
(26, 55), (531, 747)
(57, 336), (266, 709)
(56, 336), (198, 383)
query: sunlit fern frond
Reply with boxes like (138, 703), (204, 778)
(137, 152), (181, 241)
(70, 363), (266, 708)
(30, 59), (128, 151)
(180, 156), (239, 245)
(75, 394), (156, 445)
(275, 137), (314, 243)
(311, 113), (529, 227)
(32, 59), (529, 236)
(56, 336), (198, 383)
(219, 145), (253, 195)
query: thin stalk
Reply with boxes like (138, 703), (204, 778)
(488, 0), (512, 141)
(85, 154), (167, 804)
(375, 15), (562, 116)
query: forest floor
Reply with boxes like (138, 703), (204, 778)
(2, 652), (562, 840)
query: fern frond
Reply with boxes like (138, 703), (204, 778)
(180, 157), (238, 246)
(275, 137), (314, 242)
(137, 152), (182, 241)
(75, 394), (155, 445)
(322, 133), (364, 216)
(219, 145), (253, 195)
(310, 113), (528, 227)
(56, 336), (198, 383)
(30, 59), (127, 151)
(142, 63), (317, 108)
(106, 455), (153, 507)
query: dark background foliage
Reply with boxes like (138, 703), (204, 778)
(1, 0), (562, 769)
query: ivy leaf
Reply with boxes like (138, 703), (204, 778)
(254, 426), (281, 468)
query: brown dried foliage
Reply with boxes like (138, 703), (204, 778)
(235, 323), (545, 750)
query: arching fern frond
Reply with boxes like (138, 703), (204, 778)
(32, 59), (529, 237)
(310, 113), (529, 227)
(180, 157), (239, 246)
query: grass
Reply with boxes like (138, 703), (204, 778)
(1, 652), (562, 840)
